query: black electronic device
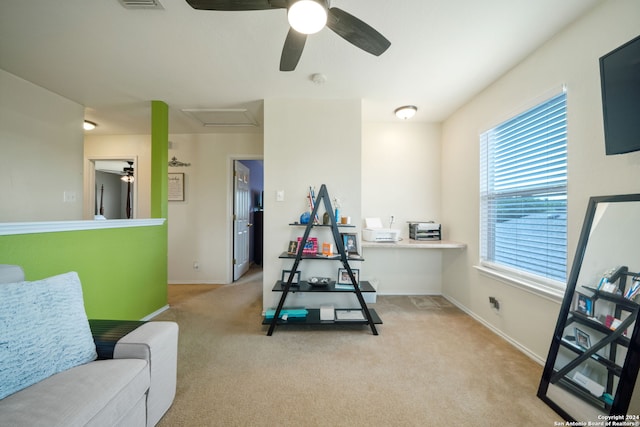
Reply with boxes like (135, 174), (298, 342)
(599, 34), (640, 155)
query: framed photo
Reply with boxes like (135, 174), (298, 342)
(341, 233), (359, 254)
(337, 268), (359, 285)
(575, 293), (594, 317)
(168, 173), (185, 201)
(574, 328), (591, 348)
(287, 240), (299, 255)
(281, 270), (300, 285)
(297, 237), (318, 254)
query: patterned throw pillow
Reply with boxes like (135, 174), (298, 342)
(0, 272), (97, 399)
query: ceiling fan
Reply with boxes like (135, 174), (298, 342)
(185, 0), (391, 71)
(121, 161), (135, 183)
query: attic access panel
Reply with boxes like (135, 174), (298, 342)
(181, 109), (258, 127)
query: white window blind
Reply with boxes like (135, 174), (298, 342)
(480, 92), (567, 283)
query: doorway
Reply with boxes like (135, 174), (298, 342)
(86, 158), (136, 220)
(232, 159), (264, 281)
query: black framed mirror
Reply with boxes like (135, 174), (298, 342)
(538, 194), (640, 422)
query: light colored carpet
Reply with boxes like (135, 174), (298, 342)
(154, 269), (560, 426)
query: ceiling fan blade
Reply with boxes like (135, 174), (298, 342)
(326, 7), (391, 56)
(185, 0), (285, 11)
(280, 28), (307, 71)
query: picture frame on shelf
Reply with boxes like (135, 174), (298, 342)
(575, 293), (594, 317)
(281, 270), (301, 285)
(287, 240), (299, 255)
(297, 237), (318, 254)
(337, 268), (359, 285)
(341, 233), (359, 255)
(574, 328), (591, 348)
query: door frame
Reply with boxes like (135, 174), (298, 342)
(226, 154), (263, 283)
(84, 155), (138, 220)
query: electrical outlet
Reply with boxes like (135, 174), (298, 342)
(193, 262), (199, 271)
(489, 296), (500, 311)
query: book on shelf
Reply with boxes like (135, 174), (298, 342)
(335, 309), (365, 321)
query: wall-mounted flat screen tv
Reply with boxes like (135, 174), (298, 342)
(599, 34), (640, 155)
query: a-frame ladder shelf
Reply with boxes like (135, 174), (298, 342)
(265, 184), (380, 336)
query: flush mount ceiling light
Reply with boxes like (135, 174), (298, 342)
(288, 0), (328, 34)
(83, 120), (97, 130)
(394, 105), (418, 120)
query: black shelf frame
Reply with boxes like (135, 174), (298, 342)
(549, 269), (640, 411)
(266, 184), (379, 336)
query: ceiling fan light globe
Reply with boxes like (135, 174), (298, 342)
(288, 0), (327, 35)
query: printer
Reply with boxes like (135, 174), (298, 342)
(362, 218), (401, 242)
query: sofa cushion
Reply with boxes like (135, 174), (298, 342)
(0, 264), (25, 284)
(0, 358), (150, 427)
(0, 271), (97, 399)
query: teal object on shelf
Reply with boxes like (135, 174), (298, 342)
(265, 308), (308, 319)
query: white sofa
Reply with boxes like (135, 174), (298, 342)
(0, 265), (178, 427)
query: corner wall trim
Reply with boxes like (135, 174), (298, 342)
(142, 305), (170, 321)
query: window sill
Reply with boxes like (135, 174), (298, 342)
(473, 264), (565, 303)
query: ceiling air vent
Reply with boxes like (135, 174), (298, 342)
(118, 0), (164, 9)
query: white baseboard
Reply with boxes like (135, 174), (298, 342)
(377, 291), (442, 296)
(443, 294), (546, 366)
(168, 280), (226, 285)
(142, 304), (169, 320)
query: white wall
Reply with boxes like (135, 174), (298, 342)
(440, 0), (640, 362)
(361, 122), (446, 295)
(0, 69), (84, 221)
(263, 99), (362, 310)
(167, 133), (263, 284)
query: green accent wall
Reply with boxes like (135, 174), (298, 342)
(151, 100), (169, 220)
(0, 225), (166, 319)
(0, 99), (171, 320)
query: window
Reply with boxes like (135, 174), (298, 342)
(480, 92), (567, 286)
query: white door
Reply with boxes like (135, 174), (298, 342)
(233, 161), (251, 281)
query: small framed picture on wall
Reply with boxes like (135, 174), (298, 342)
(168, 173), (185, 201)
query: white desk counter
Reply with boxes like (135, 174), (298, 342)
(361, 239), (466, 295)
(362, 239), (466, 249)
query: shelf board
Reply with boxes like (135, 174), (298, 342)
(279, 252), (364, 261)
(272, 280), (376, 293)
(262, 308), (383, 326)
(582, 286), (640, 310)
(361, 239), (466, 249)
(569, 313), (632, 347)
(289, 223), (356, 228)
(559, 337), (623, 376)
(553, 376), (609, 411)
